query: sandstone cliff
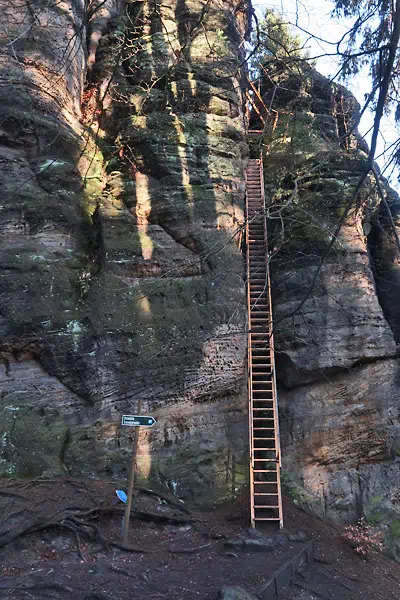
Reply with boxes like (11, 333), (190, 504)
(254, 59), (400, 552)
(0, 0), (250, 502)
(3, 0), (400, 556)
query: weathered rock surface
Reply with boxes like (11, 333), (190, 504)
(3, 0), (400, 553)
(260, 64), (397, 387)
(0, 0), (250, 502)
(225, 535), (278, 552)
(216, 586), (259, 600)
(254, 61), (400, 531)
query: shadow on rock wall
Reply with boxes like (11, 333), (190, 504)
(75, 0), (250, 503)
(0, 0), (108, 478)
(0, 0), (251, 505)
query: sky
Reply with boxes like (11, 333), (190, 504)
(252, 0), (400, 187)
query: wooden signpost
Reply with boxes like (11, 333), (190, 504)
(121, 400), (157, 543)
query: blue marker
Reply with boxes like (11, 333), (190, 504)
(116, 489), (127, 503)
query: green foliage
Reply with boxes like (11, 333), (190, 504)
(281, 471), (317, 507)
(370, 494), (384, 506)
(251, 9), (305, 73)
(367, 510), (385, 526)
(391, 519), (400, 537)
(332, 1), (399, 106)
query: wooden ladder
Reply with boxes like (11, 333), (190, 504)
(246, 157), (283, 528)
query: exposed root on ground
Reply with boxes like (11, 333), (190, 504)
(0, 504), (197, 554)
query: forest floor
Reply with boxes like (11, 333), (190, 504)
(0, 478), (399, 600)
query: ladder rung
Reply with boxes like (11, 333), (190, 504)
(253, 428), (275, 430)
(253, 456), (277, 459)
(251, 375), (273, 377)
(253, 470), (278, 473)
(254, 505), (280, 508)
(252, 399), (274, 403)
(252, 402), (274, 405)
(252, 363), (272, 366)
(252, 363), (271, 366)
(253, 387), (273, 390)
(254, 481), (277, 484)
(253, 384), (274, 393)
(254, 493), (278, 496)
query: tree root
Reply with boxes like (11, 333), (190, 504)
(168, 541), (211, 554)
(0, 490), (28, 501)
(0, 583), (74, 593)
(135, 485), (191, 515)
(110, 565), (137, 578)
(0, 504), (196, 552)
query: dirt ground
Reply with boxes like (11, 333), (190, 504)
(0, 478), (400, 600)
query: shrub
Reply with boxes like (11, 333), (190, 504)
(343, 518), (384, 559)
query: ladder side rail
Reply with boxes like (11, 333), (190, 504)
(259, 154), (284, 528)
(246, 91), (266, 126)
(246, 76), (270, 119)
(245, 163), (256, 529)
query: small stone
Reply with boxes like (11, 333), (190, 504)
(288, 531), (310, 542)
(313, 552), (335, 565)
(295, 593), (320, 600)
(164, 524), (192, 533)
(247, 527), (265, 539)
(216, 585), (259, 600)
(92, 559), (108, 577)
(247, 529), (287, 545)
(224, 537), (245, 550)
(243, 538), (274, 552)
(50, 536), (71, 551)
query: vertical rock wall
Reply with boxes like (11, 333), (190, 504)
(0, 0), (250, 502)
(254, 62), (400, 540)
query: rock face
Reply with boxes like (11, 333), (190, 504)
(3, 0), (400, 546)
(255, 61), (400, 527)
(0, 0), (250, 502)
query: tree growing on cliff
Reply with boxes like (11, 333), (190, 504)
(249, 1), (400, 326)
(251, 8), (304, 66)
